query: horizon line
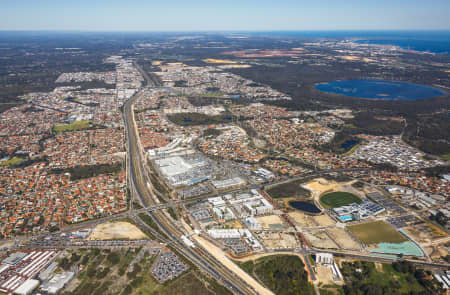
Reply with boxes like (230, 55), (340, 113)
(1, 29), (450, 33)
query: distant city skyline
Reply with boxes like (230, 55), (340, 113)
(1, 0), (449, 31)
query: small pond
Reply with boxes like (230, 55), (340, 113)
(289, 201), (321, 214)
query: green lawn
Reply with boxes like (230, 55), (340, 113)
(0, 157), (24, 166)
(320, 192), (361, 208)
(347, 221), (408, 245)
(440, 153), (450, 161)
(200, 92), (224, 98)
(53, 120), (92, 132)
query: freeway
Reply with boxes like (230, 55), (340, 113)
(123, 63), (259, 295)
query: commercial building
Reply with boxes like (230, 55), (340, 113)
(40, 271), (75, 294)
(13, 279), (39, 295)
(332, 200), (385, 221)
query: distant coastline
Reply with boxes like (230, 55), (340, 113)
(354, 38), (450, 54)
(244, 31), (450, 55)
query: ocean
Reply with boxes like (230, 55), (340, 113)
(244, 31), (450, 54)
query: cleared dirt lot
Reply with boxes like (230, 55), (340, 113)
(257, 232), (299, 249)
(88, 221), (148, 240)
(256, 215), (284, 229)
(288, 211), (336, 228)
(403, 223), (447, 244)
(327, 228), (362, 250)
(313, 214), (336, 227)
(288, 211), (317, 228)
(304, 178), (340, 196)
(316, 265), (335, 285)
(303, 229), (339, 249)
(304, 178), (362, 201)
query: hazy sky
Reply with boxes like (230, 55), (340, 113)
(1, 0), (449, 31)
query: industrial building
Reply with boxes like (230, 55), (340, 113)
(0, 250), (59, 294)
(211, 177), (246, 190)
(207, 229), (262, 251)
(229, 190), (273, 217)
(40, 271), (74, 294)
(155, 154), (215, 187)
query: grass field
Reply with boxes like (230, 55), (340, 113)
(54, 120), (92, 132)
(320, 192), (361, 208)
(0, 157), (24, 166)
(347, 221), (408, 245)
(440, 153), (450, 161)
(200, 92), (225, 98)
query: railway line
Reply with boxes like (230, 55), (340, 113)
(123, 64), (259, 294)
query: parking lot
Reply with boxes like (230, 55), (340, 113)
(151, 250), (189, 283)
(387, 215), (420, 228)
(366, 191), (406, 214)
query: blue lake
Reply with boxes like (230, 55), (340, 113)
(340, 140), (358, 151)
(315, 79), (445, 101)
(289, 201), (321, 214)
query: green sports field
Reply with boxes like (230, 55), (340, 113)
(319, 192), (361, 208)
(53, 120), (92, 132)
(347, 221), (408, 245)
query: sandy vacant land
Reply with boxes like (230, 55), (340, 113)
(256, 215), (284, 229)
(316, 265), (335, 285)
(193, 235), (274, 295)
(304, 178), (362, 201)
(303, 230), (339, 249)
(88, 221), (148, 240)
(347, 221), (407, 245)
(403, 223), (447, 244)
(202, 58), (236, 64)
(425, 245), (448, 259)
(288, 212), (317, 228)
(304, 178), (339, 195)
(288, 211), (335, 228)
(257, 232), (299, 249)
(313, 214), (336, 227)
(327, 228), (362, 250)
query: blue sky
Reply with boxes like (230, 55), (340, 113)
(1, 0), (449, 31)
